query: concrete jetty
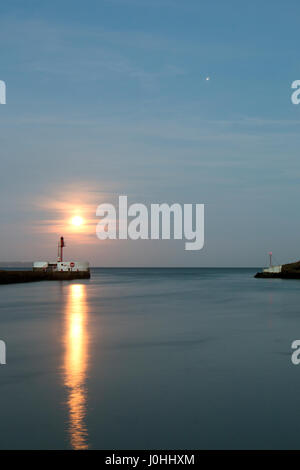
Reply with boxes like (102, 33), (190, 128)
(0, 236), (92, 284)
(255, 260), (300, 279)
(0, 270), (90, 285)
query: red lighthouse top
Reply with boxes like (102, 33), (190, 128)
(57, 236), (65, 262)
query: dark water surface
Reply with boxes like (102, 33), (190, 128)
(1, 268), (300, 449)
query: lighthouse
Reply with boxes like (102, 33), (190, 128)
(57, 236), (65, 262)
(33, 236), (90, 274)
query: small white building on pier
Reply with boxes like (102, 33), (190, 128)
(33, 237), (90, 273)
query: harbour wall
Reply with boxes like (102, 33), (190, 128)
(0, 270), (90, 285)
(255, 260), (300, 279)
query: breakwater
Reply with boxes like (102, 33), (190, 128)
(255, 260), (300, 279)
(0, 270), (90, 285)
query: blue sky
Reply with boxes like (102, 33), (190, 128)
(1, 0), (300, 266)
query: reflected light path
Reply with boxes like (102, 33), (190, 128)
(63, 284), (89, 450)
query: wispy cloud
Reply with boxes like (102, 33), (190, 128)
(0, 17), (187, 90)
(31, 184), (108, 244)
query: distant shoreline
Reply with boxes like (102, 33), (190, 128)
(0, 262), (32, 268)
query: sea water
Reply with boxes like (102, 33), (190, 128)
(0, 268), (300, 449)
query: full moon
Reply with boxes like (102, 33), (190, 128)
(71, 215), (84, 227)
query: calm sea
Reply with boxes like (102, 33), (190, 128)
(0, 268), (300, 449)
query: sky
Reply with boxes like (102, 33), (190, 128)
(0, 0), (300, 266)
